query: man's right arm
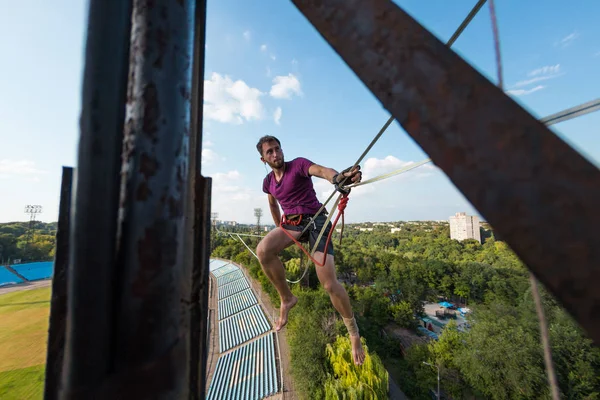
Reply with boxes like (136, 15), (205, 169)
(268, 194), (281, 226)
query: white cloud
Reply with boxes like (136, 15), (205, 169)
(204, 72), (265, 124)
(313, 156), (434, 201)
(505, 64), (562, 96)
(528, 64), (560, 77)
(269, 74), (302, 99)
(202, 148), (220, 164)
(555, 32), (579, 48)
(273, 107), (282, 125)
(291, 59), (298, 66)
(243, 30), (251, 41)
(214, 170), (241, 182)
(0, 160), (47, 179)
(260, 44), (276, 60)
(513, 75), (558, 88)
(212, 170), (242, 187)
(266, 67), (271, 77)
(363, 156), (434, 180)
(212, 170), (242, 193)
(512, 64), (562, 88)
(505, 85), (545, 97)
(209, 170), (267, 222)
(203, 140), (213, 147)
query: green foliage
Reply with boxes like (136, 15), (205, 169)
(211, 223), (600, 400)
(455, 303), (549, 399)
(0, 222), (56, 263)
(389, 301), (415, 328)
(285, 257), (301, 274)
(324, 336), (389, 399)
(428, 320), (470, 398)
(403, 344), (436, 399)
(288, 308), (329, 399)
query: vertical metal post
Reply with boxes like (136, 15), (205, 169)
(44, 166), (73, 400)
(108, 0), (197, 398)
(189, 178), (212, 398)
(62, 0), (132, 396)
(187, 2), (210, 397)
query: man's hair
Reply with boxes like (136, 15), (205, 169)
(256, 135), (281, 156)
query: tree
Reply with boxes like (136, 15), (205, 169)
(429, 320), (469, 398)
(454, 304), (548, 399)
(324, 335), (389, 400)
(390, 300), (415, 328)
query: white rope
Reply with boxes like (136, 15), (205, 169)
(232, 233), (259, 260)
(347, 158), (432, 189)
(216, 227), (265, 238)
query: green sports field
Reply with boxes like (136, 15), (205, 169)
(0, 287), (51, 399)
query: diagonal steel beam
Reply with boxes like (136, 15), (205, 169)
(292, 0), (600, 344)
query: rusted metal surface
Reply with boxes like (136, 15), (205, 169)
(62, 0), (133, 395)
(44, 166), (73, 400)
(292, 0), (600, 344)
(188, 1), (210, 397)
(188, 176), (212, 399)
(110, 0), (196, 398)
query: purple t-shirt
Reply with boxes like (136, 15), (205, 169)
(262, 157), (323, 215)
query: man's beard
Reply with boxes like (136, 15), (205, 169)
(267, 157), (284, 169)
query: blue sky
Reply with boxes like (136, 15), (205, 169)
(1, 1), (599, 224)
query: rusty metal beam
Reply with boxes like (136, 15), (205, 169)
(292, 0), (600, 344)
(108, 0), (197, 398)
(62, 0), (133, 395)
(187, 1), (211, 398)
(62, 0), (205, 398)
(44, 166), (73, 400)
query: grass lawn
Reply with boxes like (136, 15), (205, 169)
(0, 287), (51, 399)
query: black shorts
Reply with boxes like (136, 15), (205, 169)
(281, 213), (334, 255)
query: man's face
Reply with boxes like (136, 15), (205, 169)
(261, 140), (284, 169)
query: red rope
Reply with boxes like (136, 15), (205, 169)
(281, 193), (349, 267)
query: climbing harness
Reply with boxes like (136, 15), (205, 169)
(281, 214), (303, 227)
(280, 192), (350, 268)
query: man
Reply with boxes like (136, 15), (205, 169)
(255, 135), (366, 365)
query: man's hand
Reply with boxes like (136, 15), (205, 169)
(335, 165), (362, 185)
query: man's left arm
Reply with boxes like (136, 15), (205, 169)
(308, 164), (337, 183)
(308, 163), (362, 185)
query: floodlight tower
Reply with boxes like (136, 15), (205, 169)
(24, 205), (43, 244)
(211, 212), (218, 230)
(24, 205), (42, 259)
(254, 208), (262, 234)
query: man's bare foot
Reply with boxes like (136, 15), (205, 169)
(350, 334), (365, 365)
(276, 296), (298, 331)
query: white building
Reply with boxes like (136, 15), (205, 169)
(449, 212), (481, 243)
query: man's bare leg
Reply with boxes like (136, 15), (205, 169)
(314, 252), (366, 365)
(256, 228), (301, 331)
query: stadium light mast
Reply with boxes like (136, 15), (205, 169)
(211, 212), (218, 230)
(24, 205), (42, 257)
(254, 208), (262, 234)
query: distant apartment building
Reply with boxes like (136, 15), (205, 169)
(449, 212), (481, 243)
